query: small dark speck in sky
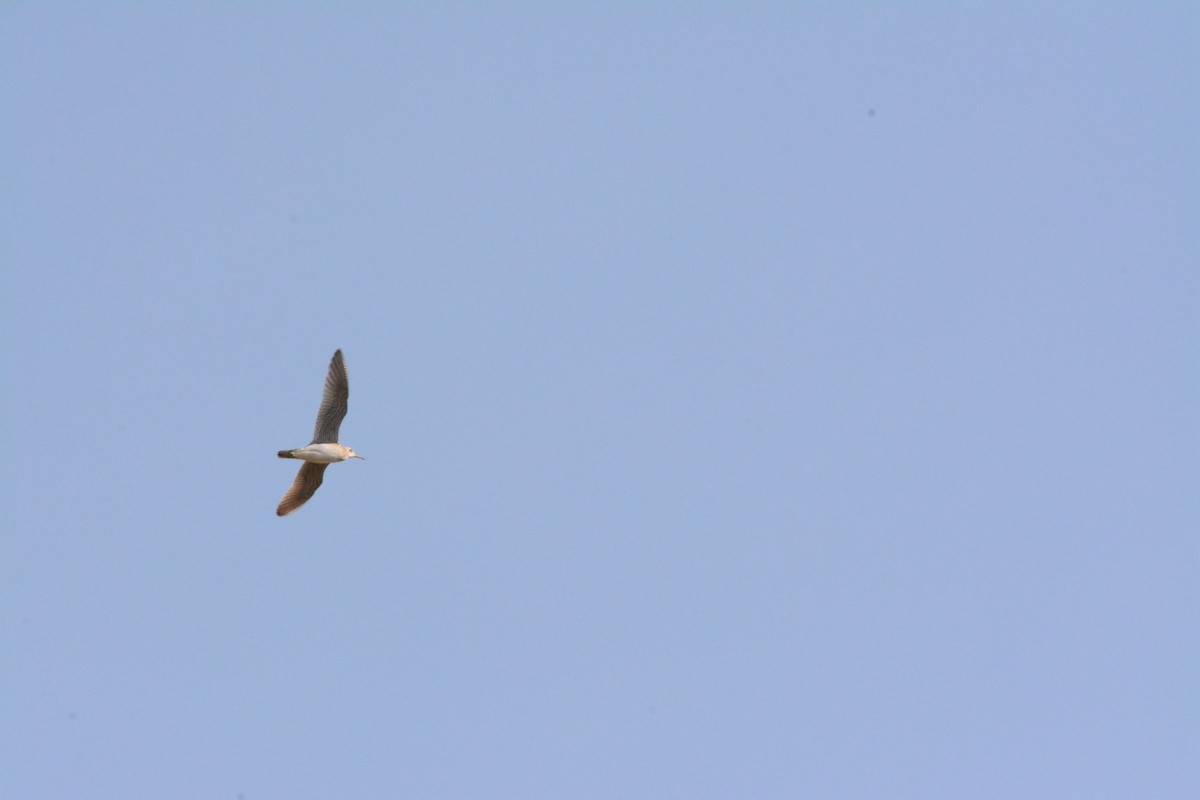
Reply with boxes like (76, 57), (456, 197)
(868, 108), (876, 116)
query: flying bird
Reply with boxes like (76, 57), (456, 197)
(276, 349), (363, 516)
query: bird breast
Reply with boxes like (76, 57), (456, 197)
(289, 443), (354, 464)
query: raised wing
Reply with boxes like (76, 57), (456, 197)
(312, 349), (349, 444)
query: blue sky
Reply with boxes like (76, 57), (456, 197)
(3, 5), (1197, 798)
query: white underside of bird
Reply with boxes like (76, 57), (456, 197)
(279, 443), (363, 464)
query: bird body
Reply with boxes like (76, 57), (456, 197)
(276, 349), (363, 516)
(278, 443), (361, 463)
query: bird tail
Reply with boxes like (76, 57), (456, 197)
(278, 450), (296, 459)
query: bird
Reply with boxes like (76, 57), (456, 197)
(276, 349), (363, 516)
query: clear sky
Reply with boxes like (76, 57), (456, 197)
(3, 5), (1196, 798)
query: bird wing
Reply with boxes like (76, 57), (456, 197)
(277, 462), (329, 516)
(312, 349), (349, 444)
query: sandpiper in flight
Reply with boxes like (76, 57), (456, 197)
(276, 349), (363, 516)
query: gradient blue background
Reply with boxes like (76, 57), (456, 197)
(4, 5), (1197, 798)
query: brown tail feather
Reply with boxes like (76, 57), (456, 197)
(278, 450), (295, 458)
